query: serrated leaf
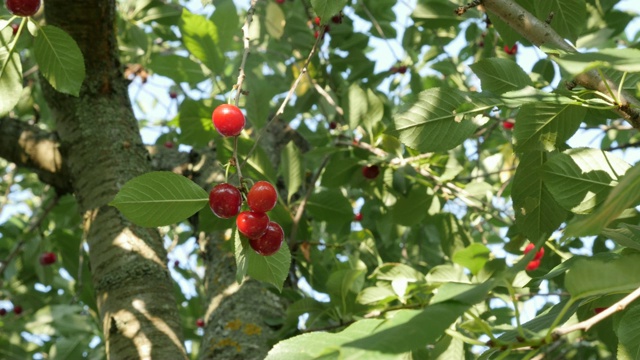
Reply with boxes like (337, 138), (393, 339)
(109, 171), (208, 227)
(310, 0), (348, 22)
(280, 142), (303, 203)
(513, 103), (585, 152)
(543, 148), (630, 214)
(0, 35), (22, 116)
(555, 48), (640, 76)
(235, 231), (291, 291)
(565, 253), (640, 300)
(452, 243), (491, 275)
(33, 25), (85, 96)
(512, 151), (568, 240)
(565, 163), (640, 237)
(179, 9), (224, 73)
(393, 88), (493, 152)
(534, 0), (586, 43)
(470, 58), (532, 94)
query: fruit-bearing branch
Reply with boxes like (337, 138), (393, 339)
(472, 0), (640, 129)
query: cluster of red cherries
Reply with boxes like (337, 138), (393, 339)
(523, 243), (544, 271)
(209, 104), (284, 256)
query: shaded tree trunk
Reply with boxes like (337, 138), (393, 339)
(41, 1), (186, 358)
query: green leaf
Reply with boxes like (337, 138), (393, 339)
(616, 304), (640, 360)
(565, 163), (640, 237)
(177, 99), (218, 147)
(235, 230), (291, 291)
(306, 188), (353, 224)
(390, 185), (432, 226)
(565, 253), (640, 300)
(310, 0), (348, 22)
(512, 151), (568, 240)
(344, 304), (470, 353)
(357, 285), (397, 305)
(280, 142), (303, 203)
(430, 281), (495, 305)
(50, 337), (84, 360)
(211, 0), (239, 52)
(393, 88), (493, 152)
(265, 2), (285, 39)
(534, 0), (586, 43)
(179, 9), (224, 73)
(543, 148), (631, 214)
(320, 157), (360, 187)
(370, 263), (425, 283)
(601, 224), (640, 252)
(513, 103), (585, 152)
(497, 299), (579, 342)
(411, 1), (462, 28)
(33, 25), (85, 96)
(452, 243), (491, 275)
(109, 171), (208, 227)
(0, 33), (22, 116)
(147, 54), (207, 85)
(469, 58), (532, 94)
(327, 269), (366, 311)
(555, 48), (640, 76)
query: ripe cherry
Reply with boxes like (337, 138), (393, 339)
(523, 243), (544, 260)
(209, 183), (242, 219)
(196, 318), (205, 327)
(525, 259), (540, 271)
(504, 44), (518, 55)
(212, 104), (245, 137)
(5, 0), (41, 16)
(362, 165), (380, 180)
(502, 121), (514, 130)
(0, 309), (6, 316)
(249, 221), (284, 256)
(13, 305), (23, 315)
(169, 91), (178, 99)
(275, 0), (285, 3)
(39, 252), (56, 266)
(331, 13), (343, 24)
(173, 260), (180, 267)
(314, 16), (321, 26)
(11, 23), (19, 35)
(354, 213), (363, 222)
(594, 307), (607, 314)
(237, 211), (270, 239)
(247, 181), (277, 213)
(163, 141), (174, 149)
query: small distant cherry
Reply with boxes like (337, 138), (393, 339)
(173, 260), (180, 267)
(247, 181), (278, 213)
(212, 104), (245, 137)
(237, 211), (270, 239)
(5, 0), (41, 16)
(594, 307), (607, 314)
(169, 91), (178, 99)
(0, 309), (6, 316)
(523, 243), (544, 260)
(502, 121), (514, 130)
(504, 44), (518, 55)
(397, 66), (408, 74)
(331, 13), (343, 24)
(354, 213), (363, 222)
(314, 16), (321, 26)
(164, 141), (174, 149)
(39, 252), (56, 266)
(13, 305), (23, 315)
(209, 183), (242, 219)
(196, 318), (205, 327)
(275, 0), (285, 3)
(249, 222), (284, 256)
(362, 165), (380, 180)
(525, 259), (540, 271)
(329, 121), (337, 130)
(11, 23), (19, 35)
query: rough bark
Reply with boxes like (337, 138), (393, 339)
(41, 1), (186, 358)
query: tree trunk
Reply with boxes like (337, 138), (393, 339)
(41, 1), (187, 358)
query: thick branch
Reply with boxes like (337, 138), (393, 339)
(0, 116), (71, 193)
(481, 0), (640, 128)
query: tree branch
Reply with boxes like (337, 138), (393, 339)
(480, 0), (640, 128)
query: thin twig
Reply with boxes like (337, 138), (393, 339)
(233, 0), (258, 106)
(357, 0), (400, 61)
(553, 285), (640, 337)
(0, 193), (60, 286)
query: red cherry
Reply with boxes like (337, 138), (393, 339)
(0, 309), (6, 316)
(13, 305), (23, 315)
(314, 30), (319, 39)
(594, 307), (607, 314)
(209, 183), (242, 219)
(314, 16), (321, 26)
(236, 211), (270, 239)
(196, 318), (205, 327)
(169, 91), (178, 99)
(11, 23), (19, 35)
(39, 252), (57, 266)
(362, 165), (380, 180)
(502, 121), (514, 130)
(275, 0), (285, 3)
(525, 259), (541, 271)
(329, 121), (337, 130)
(523, 243), (544, 260)
(212, 104), (245, 137)
(247, 181), (277, 213)
(163, 141), (174, 149)
(173, 260), (180, 267)
(249, 222), (284, 256)
(397, 66), (408, 74)
(504, 44), (518, 55)
(5, 0), (41, 16)
(331, 13), (343, 24)
(354, 213), (363, 222)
